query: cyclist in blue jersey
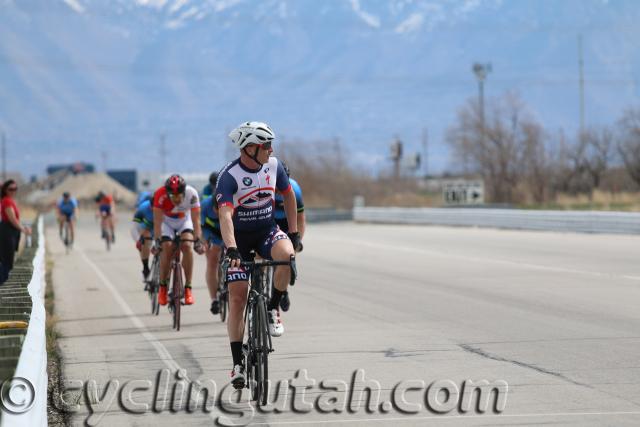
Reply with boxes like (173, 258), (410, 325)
(131, 199), (154, 281)
(137, 191), (153, 207)
(201, 171), (218, 200)
(274, 161), (305, 240)
(273, 161), (305, 312)
(57, 192), (78, 244)
(201, 172), (224, 315)
(217, 121), (299, 387)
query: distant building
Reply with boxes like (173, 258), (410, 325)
(107, 169), (137, 193)
(46, 162), (95, 175)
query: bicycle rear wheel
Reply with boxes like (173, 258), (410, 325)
(150, 257), (160, 315)
(63, 221), (71, 254)
(220, 291), (227, 323)
(104, 227), (111, 251)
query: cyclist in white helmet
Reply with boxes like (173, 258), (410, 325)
(216, 121), (300, 388)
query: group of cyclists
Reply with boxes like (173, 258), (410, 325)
(127, 121), (306, 388)
(55, 190), (116, 248)
(54, 121), (304, 388)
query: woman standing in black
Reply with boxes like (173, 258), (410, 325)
(0, 180), (31, 284)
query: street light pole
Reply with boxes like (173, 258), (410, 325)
(472, 62), (492, 141)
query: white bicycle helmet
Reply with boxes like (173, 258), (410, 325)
(228, 121), (275, 149)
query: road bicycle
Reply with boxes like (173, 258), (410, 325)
(61, 216), (73, 254)
(223, 252), (296, 405)
(164, 234), (198, 331)
(100, 212), (114, 251)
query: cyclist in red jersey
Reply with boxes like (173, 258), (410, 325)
(95, 191), (116, 242)
(151, 175), (204, 306)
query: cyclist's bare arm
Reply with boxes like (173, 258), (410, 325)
(297, 211), (306, 239)
(152, 207), (164, 240)
(219, 205), (236, 249)
(282, 190), (298, 234)
(191, 207), (202, 240)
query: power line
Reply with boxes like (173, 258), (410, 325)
(159, 133), (167, 175)
(1, 131), (6, 181)
(579, 34), (585, 136)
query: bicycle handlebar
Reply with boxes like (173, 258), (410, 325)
(222, 255), (297, 286)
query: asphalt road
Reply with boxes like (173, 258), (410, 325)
(47, 214), (640, 426)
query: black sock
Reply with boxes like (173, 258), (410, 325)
(268, 288), (284, 311)
(230, 341), (243, 366)
(142, 259), (149, 271)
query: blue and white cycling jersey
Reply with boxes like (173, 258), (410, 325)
(132, 200), (154, 229)
(57, 197), (78, 216)
(274, 178), (304, 220)
(215, 157), (291, 232)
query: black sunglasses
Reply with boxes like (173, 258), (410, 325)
(7, 187), (17, 192)
(258, 141), (272, 150)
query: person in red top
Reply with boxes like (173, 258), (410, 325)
(0, 180), (31, 284)
(95, 191), (116, 243)
(151, 174), (204, 306)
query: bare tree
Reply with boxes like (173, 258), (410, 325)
(447, 94), (545, 203)
(617, 108), (640, 186)
(521, 121), (549, 203)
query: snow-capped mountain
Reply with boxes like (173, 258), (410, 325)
(1, 0), (639, 176)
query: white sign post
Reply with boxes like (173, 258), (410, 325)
(442, 180), (484, 205)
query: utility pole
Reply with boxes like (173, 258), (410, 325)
(101, 151), (108, 172)
(160, 133), (167, 175)
(578, 34), (585, 138)
(1, 131), (5, 181)
(390, 137), (403, 180)
(421, 128), (428, 178)
(472, 62), (492, 142)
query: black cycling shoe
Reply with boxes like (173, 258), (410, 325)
(280, 291), (290, 312)
(210, 300), (220, 315)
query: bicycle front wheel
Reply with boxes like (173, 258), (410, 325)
(248, 303), (260, 402)
(151, 257), (160, 315)
(255, 300), (270, 406)
(172, 264), (183, 331)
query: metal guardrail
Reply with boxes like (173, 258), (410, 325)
(353, 207), (640, 234)
(305, 208), (353, 223)
(1, 216), (47, 426)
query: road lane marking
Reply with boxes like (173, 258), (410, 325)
(76, 246), (221, 423)
(250, 410), (640, 425)
(317, 237), (640, 282)
(77, 246), (181, 372)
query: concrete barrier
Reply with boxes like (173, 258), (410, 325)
(353, 207), (640, 234)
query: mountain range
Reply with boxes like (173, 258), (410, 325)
(1, 0), (639, 177)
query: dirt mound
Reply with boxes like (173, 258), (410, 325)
(28, 173), (137, 209)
